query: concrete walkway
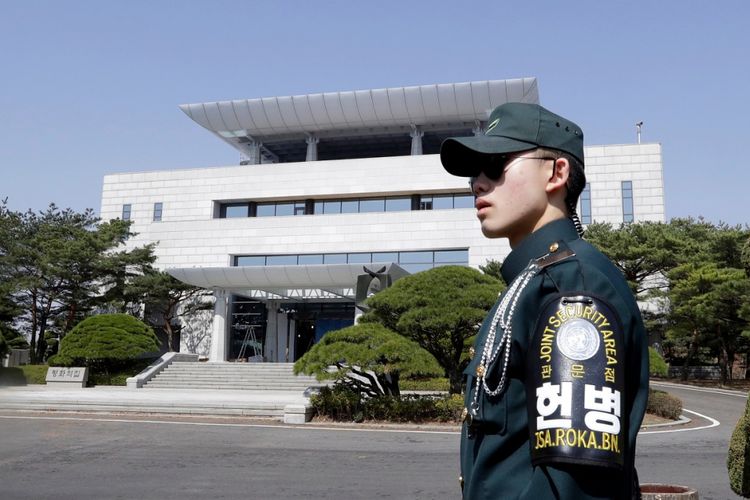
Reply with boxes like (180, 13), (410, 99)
(0, 385), (310, 419)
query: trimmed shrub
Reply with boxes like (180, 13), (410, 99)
(310, 385), (363, 421)
(295, 323), (441, 397)
(51, 314), (160, 383)
(87, 359), (155, 386)
(646, 388), (682, 420)
(310, 384), (465, 423)
(649, 347), (668, 377)
(433, 394), (465, 422)
(729, 395), (750, 496)
(400, 377), (450, 392)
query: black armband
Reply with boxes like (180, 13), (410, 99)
(526, 293), (626, 469)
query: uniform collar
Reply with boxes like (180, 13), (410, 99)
(500, 218), (580, 283)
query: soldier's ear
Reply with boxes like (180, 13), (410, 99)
(545, 157), (569, 195)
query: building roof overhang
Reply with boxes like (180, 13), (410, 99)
(179, 78), (539, 160)
(167, 263), (409, 301)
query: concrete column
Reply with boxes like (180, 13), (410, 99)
(410, 125), (423, 155)
(305, 134), (319, 161)
(209, 290), (228, 362)
(244, 141), (262, 165)
(473, 120), (484, 136)
(265, 301), (278, 362)
(409, 125), (424, 156)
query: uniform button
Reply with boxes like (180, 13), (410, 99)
(469, 346), (475, 359)
(459, 475), (464, 488)
(549, 242), (559, 253)
(475, 364), (486, 377)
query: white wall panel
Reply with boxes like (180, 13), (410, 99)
(101, 144), (664, 269)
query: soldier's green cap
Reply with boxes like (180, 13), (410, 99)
(440, 102), (584, 177)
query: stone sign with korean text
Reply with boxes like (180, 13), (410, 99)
(46, 367), (89, 388)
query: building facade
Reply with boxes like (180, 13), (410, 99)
(100, 78), (665, 362)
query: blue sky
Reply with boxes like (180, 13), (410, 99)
(1, 1), (747, 225)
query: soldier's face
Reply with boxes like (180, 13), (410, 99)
(470, 152), (554, 247)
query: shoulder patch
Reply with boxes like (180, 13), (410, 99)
(526, 293), (626, 469)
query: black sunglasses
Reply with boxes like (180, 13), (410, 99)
(468, 156), (557, 186)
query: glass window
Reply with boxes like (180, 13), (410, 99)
(256, 204), (275, 217)
(122, 204), (131, 221)
(372, 252), (399, 263)
(434, 250), (468, 264)
(341, 200), (359, 213)
(235, 256), (265, 266)
(432, 196), (453, 210)
(385, 197), (411, 212)
(622, 181), (634, 223)
(347, 253), (371, 264)
(324, 200), (341, 214)
(359, 198), (385, 213)
(266, 255), (298, 266)
(323, 253), (347, 264)
(223, 203), (249, 218)
(580, 183), (592, 225)
(453, 195), (474, 209)
(400, 263), (433, 273)
(314, 201), (325, 214)
(153, 202), (163, 222)
(399, 251), (433, 264)
(419, 196), (433, 210)
(275, 203), (294, 217)
(294, 202), (306, 216)
(298, 254), (324, 265)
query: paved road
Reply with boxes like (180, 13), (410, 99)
(0, 382), (744, 499)
(638, 382), (747, 499)
(0, 414), (460, 499)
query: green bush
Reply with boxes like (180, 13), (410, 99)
(310, 384), (363, 421)
(53, 314), (160, 371)
(649, 347), (669, 377)
(729, 396), (750, 496)
(400, 377), (450, 392)
(295, 323), (441, 397)
(86, 359), (155, 387)
(646, 388), (682, 420)
(434, 394), (465, 422)
(50, 314), (160, 386)
(310, 384), (465, 423)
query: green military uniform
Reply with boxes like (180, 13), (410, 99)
(439, 102), (649, 498)
(460, 218), (648, 498)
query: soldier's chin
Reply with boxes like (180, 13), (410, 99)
(480, 223), (505, 239)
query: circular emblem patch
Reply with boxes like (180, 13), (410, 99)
(556, 318), (600, 361)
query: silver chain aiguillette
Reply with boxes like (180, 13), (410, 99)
(470, 261), (539, 416)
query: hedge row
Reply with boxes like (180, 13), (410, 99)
(729, 396), (750, 496)
(310, 385), (464, 423)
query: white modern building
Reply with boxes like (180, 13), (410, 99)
(100, 77), (665, 363)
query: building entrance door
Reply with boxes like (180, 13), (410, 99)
(229, 297), (267, 361)
(294, 319), (316, 361)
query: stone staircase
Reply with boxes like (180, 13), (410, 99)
(143, 361), (325, 392)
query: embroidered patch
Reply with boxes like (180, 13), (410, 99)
(557, 318), (600, 361)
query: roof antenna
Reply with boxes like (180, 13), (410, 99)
(635, 121), (643, 144)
